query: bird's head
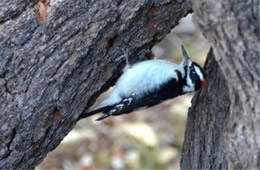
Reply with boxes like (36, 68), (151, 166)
(181, 45), (206, 92)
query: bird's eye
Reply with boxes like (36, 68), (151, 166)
(190, 67), (195, 74)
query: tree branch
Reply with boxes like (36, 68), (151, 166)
(0, 0), (192, 168)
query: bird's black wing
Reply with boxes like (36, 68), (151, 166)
(78, 105), (115, 120)
(95, 76), (185, 120)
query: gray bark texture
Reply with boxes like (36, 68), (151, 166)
(0, 0), (191, 169)
(181, 50), (230, 169)
(182, 0), (260, 169)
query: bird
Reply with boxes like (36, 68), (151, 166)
(79, 45), (206, 121)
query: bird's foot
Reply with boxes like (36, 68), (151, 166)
(115, 48), (130, 67)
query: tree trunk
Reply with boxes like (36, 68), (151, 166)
(181, 49), (230, 169)
(0, 0), (191, 169)
(182, 0), (260, 169)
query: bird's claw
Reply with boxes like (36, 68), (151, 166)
(115, 48), (130, 66)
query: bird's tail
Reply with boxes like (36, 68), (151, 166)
(78, 105), (113, 120)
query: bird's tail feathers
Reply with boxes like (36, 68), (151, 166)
(78, 105), (112, 120)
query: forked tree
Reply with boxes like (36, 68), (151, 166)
(0, 0), (259, 169)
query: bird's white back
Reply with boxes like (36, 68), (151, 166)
(100, 59), (184, 106)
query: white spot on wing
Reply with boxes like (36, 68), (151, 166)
(123, 97), (133, 105)
(109, 109), (117, 114)
(116, 104), (125, 111)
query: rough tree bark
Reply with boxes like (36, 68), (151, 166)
(181, 50), (230, 169)
(182, 0), (259, 169)
(0, 0), (192, 168)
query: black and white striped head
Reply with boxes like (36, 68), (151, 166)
(181, 45), (206, 92)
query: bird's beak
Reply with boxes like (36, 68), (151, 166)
(181, 45), (190, 66)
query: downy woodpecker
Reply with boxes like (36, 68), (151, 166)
(79, 46), (206, 121)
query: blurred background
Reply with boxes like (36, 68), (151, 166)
(37, 14), (209, 170)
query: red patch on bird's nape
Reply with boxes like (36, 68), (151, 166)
(201, 79), (206, 86)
